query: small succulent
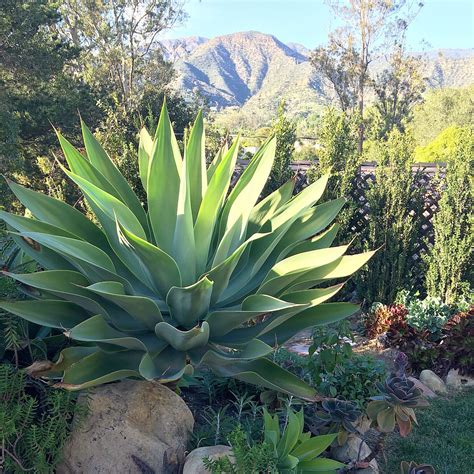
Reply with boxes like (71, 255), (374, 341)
(367, 376), (429, 436)
(314, 399), (361, 445)
(400, 460), (436, 474)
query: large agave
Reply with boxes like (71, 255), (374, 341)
(0, 103), (374, 398)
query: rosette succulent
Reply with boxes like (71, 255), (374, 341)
(0, 103), (373, 397)
(400, 461), (436, 474)
(367, 376), (429, 436)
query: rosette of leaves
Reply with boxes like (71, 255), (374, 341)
(313, 399), (361, 445)
(0, 102), (374, 398)
(400, 461), (436, 474)
(367, 376), (429, 436)
(263, 407), (344, 473)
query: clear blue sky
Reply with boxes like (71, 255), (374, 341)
(166, 0), (474, 50)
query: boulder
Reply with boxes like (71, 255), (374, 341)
(408, 376), (437, 398)
(57, 379), (194, 474)
(331, 435), (379, 473)
(183, 446), (234, 474)
(446, 369), (474, 390)
(419, 369), (447, 394)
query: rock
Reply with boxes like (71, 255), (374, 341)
(57, 379), (194, 474)
(183, 446), (234, 474)
(446, 369), (474, 390)
(408, 376), (437, 398)
(331, 435), (378, 473)
(419, 369), (447, 394)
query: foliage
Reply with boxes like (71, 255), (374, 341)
(357, 129), (424, 304)
(414, 125), (466, 162)
(307, 108), (360, 243)
(58, 0), (186, 113)
(203, 425), (277, 474)
(0, 0), (100, 212)
(383, 389), (474, 473)
(0, 104), (374, 398)
(412, 85), (474, 146)
(369, 46), (426, 140)
(263, 101), (296, 195)
(367, 368), (429, 437)
(308, 321), (386, 406)
(424, 127), (473, 303)
(403, 296), (451, 335)
(0, 364), (86, 473)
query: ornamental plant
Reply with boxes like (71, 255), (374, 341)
(0, 103), (373, 398)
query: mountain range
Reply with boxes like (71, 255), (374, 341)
(161, 31), (474, 127)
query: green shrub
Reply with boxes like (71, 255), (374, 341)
(414, 125), (465, 162)
(307, 322), (386, 407)
(424, 127), (473, 303)
(0, 364), (86, 473)
(357, 129), (424, 304)
(308, 108), (360, 243)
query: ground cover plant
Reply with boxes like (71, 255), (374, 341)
(0, 103), (374, 398)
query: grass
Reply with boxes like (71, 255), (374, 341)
(381, 389), (474, 474)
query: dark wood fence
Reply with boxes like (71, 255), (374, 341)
(236, 159), (446, 263)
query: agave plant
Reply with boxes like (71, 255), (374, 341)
(263, 408), (344, 473)
(0, 103), (373, 398)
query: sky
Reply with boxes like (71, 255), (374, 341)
(166, 0), (474, 51)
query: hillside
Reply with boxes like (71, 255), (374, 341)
(164, 32), (474, 127)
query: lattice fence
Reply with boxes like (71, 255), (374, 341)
(236, 159), (446, 267)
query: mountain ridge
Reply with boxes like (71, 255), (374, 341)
(163, 31), (474, 126)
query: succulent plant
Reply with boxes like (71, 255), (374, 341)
(0, 103), (373, 397)
(263, 407), (344, 473)
(367, 376), (429, 436)
(314, 399), (362, 445)
(400, 461), (436, 474)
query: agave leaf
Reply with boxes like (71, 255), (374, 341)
(138, 127), (153, 192)
(139, 345), (187, 381)
(58, 350), (143, 390)
(246, 179), (295, 236)
(194, 138), (239, 275)
(3, 270), (108, 315)
(59, 163), (146, 240)
(56, 133), (119, 198)
(206, 294), (304, 338)
(148, 100), (182, 254)
(172, 135), (197, 284)
(284, 223), (340, 258)
(277, 410), (302, 460)
(0, 300), (88, 329)
(291, 433), (338, 461)
(297, 457), (345, 472)
(185, 110), (207, 222)
(215, 137), (276, 261)
(259, 302), (359, 346)
(284, 250), (377, 292)
(166, 277), (213, 328)
(68, 314), (165, 352)
(201, 351), (318, 401)
(81, 120), (148, 231)
(85, 282), (163, 330)
(6, 180), (108, 248)
(155, 321), (210, 351)
(118, 222), (181, 298)
(207, 142), (228, 181)
(263, 408), (280, 447)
